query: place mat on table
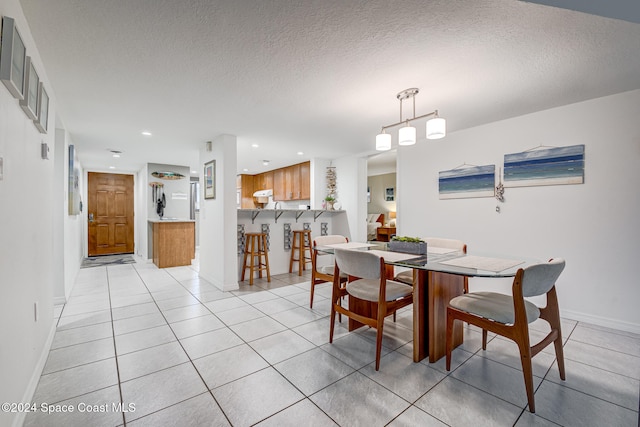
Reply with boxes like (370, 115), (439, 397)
(428, 247), (460, 254)
(368, 250), (423, 262)
(324, 242), (375, 249)
(439, 255), (524, 272)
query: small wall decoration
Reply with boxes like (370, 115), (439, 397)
(34, 82), (49, 133)
(151, 171), (186, 180)
(439, 164), (496, 199)
(204, 160), (215, 199)
(385, 187), (395, 201)
(68, 145), (80, 215)
(19, 56), (39, 120)
(504, 145), (585, 187)
(0, 16), (26, 100)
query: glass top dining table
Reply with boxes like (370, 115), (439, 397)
(317, 241), (538, 278)
(316, 241), (541, 363)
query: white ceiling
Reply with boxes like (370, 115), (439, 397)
(19, 0), (640, 176)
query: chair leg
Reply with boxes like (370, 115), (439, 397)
(329, 291), (337, 343)
(482, 329), (488, 350)
(375, 304), (385, 371)
(517, 341), (536, 413)
(446, 308), (455, 371)
(309, 281), (315, 309)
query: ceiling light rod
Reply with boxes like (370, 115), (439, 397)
(380, 88), (438, 132)
(375, 87), (446, 151)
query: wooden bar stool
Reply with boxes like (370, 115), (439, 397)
(289, 229), (312, 276)
(241, 232), (271, 285)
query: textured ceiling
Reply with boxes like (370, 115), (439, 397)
(19, 0), (640, 175)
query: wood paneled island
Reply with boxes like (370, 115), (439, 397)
(148, 219), (195, 268)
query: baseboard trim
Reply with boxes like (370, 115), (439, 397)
(562, 309), (640, 335)
(198, 271), (239, 292)
(12, 321), (56, 427)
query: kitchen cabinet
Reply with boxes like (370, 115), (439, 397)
(299, 161), (310, 199)
(237, 174), (255, 208)
(272, 161), (310, 201)
(254, 171), (273, 191)
(273, 168), (286, 201)
(151, 220), (195, 268)
(285, 164), (300, 200)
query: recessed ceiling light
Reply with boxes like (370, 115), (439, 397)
(191, 170), (197, 174)
(243, 168), (249, 172)
(262, 160), (270, 166)
(251, 144), (259, 148)
(141, 131), (152, 136)
(297, 151), (304, 155)
(109, 166), (115, 169)
(112, 154), (120, 158)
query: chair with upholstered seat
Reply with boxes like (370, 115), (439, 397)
(445, 258), (566, 413)
(395, 237), (468, 292)
(329, 248), (414, 370)
(310, 235), (349, 309)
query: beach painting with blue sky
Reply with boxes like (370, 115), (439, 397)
(504, 145), (584, 187)
(439, 164), (496, 199)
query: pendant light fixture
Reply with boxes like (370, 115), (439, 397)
(375, 88), (446, 150)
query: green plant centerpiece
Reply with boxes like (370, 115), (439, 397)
(324, 195), (336, 210)
(388, 235), (427, 254)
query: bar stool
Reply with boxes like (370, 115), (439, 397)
(241, 232), (271, 285)
(289, 229), (312, 276)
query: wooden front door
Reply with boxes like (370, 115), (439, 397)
(88, 172), (134, 256)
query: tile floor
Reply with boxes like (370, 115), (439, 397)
(24, 260), (639, 427)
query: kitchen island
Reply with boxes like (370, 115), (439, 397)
(148, 219), (196, 268)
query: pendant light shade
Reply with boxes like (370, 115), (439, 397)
(376, 132), (391, 151)
(374, 88), (446, 150)
(398, 125), (416, 146)
(426, 116), (446, 140)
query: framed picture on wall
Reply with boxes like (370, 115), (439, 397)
(385, 187), (394, 201)
(19, 56), (40, 120)
(34, 82), (49, 133)
(0, 16), (27, 100)
(204, 160), (215, 199)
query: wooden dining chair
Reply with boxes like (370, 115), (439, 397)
(310, 235), (349, 309)
(329, 248), (414, 370)
(445, 258), (566, 413)
(395, 237), (468, 292)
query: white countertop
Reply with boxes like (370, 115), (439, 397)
(147, 218), (196, 223)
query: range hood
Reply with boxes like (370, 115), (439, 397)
(253, 189), (273, 197)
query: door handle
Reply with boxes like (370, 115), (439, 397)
(89, 213), (94, 223)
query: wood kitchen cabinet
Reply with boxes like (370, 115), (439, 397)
(254, 171), (273, 191)
(273, 168), (286, 201)
(285, 164), (300, 200)
(237, 174), (255, 208)
(253, 161), (310, 202)
(299, 161), (310, 199)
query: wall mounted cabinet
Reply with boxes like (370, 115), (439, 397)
(237, 174), (255, 208)
(239, 161), (310, 204)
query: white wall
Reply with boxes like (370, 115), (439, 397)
(60, 130), (83, 301)
(333, 156), (367, 242)
(198, 135), (239, 291)
(136, 164), (149, 259)
(147, 163), (191, 220)
(397, 90), (640, 333)
(0, 1), (58, 425)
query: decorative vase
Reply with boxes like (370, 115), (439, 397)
(326, 201), (334, 210)
(388, 240), (427, 255)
